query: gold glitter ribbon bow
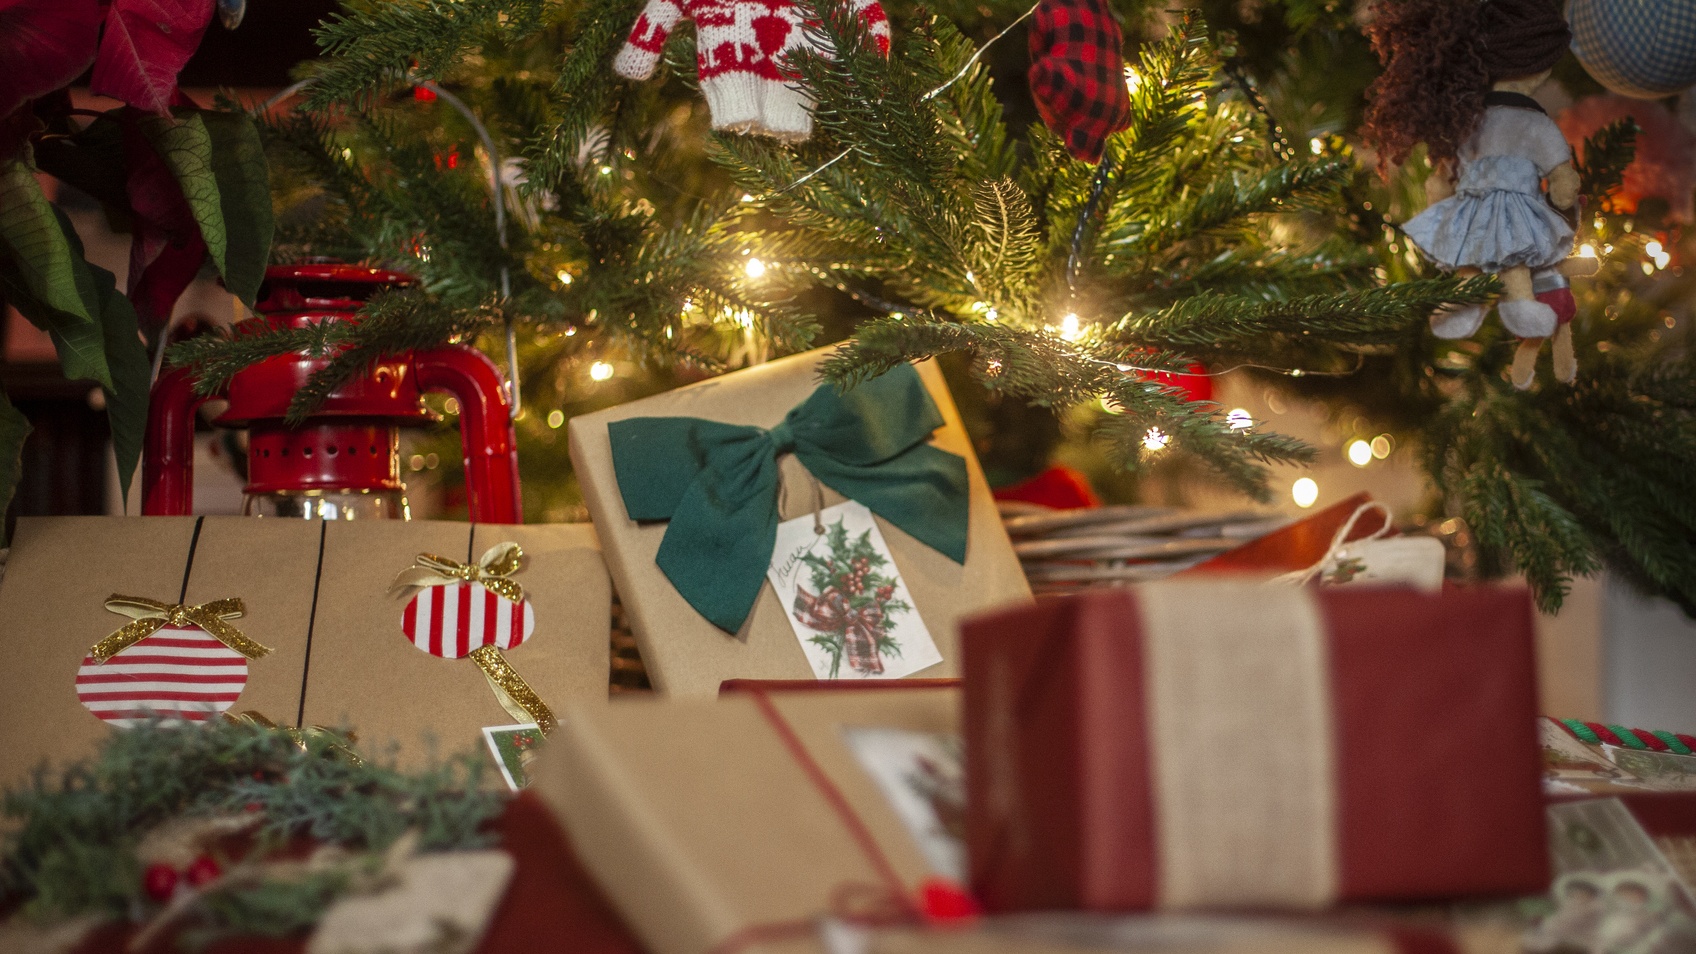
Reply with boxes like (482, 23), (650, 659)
(389, 543), (526, 604)
(389, 542), (556, 735)
(92, 595), (270, 664)
(224, 710), (365, 765)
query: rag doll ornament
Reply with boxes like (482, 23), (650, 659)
(613, 0), (891, 142)
(1364, 0), (1584, 390)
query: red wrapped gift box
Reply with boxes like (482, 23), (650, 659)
(961, 581), (1548, 913)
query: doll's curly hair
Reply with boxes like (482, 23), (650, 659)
(1361, 0), (1490, 176)
(1362, 0), (1572, 175)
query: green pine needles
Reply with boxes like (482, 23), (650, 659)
(168, 0), (1696, 613)
(1, 719), (504, 941)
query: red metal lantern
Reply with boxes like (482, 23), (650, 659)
(143, 263), (522, 522)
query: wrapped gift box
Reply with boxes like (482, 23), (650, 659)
(533, 686), (961, 954)
(0, 516), (609, 784)
(867, 914), (1521, 954)
(961, 581), (1548, 912)
(568, 349), (1030, 697)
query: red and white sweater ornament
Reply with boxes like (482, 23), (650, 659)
(613, 0), (891, 141)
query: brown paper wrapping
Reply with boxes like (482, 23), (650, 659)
(304, 521), (609, 763)
(533, 686), (959, 954)
(0, 516), (320, 786)
(567, 350), (1031, 696)
(0, 517), (609, 786)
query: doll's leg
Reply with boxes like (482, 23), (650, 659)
(1431, 266), (1486, 339)
(1511, 338), (1543, 390)
(1498, 266), (1557, 339)
(1552, 322), (1576, 384)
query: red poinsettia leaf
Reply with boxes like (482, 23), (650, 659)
(89, 0), (214, 114)
(130, 227), (207, 329)
(121, 109), (204, 328)
(0, 0), (102, 121)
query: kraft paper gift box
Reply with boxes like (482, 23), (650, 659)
(533, 685), (963, 954)
(0, 516), (321, 788)
(568, 349), (1031, 697)
(303, 519), (609, 763)
(0, 516), (609, 786)
(960, 581), (1549, 913)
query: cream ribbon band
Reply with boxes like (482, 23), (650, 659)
(1136, 579), (1339, 908)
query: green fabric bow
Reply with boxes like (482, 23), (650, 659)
(608, 364), (969, 633)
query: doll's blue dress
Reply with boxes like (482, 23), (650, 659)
(1403, 97), (1576, 274)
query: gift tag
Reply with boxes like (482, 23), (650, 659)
(308, 850), (514, 954)
(840, 726), (966, 881)
(766, 501), (942, 680)
(401, 583), (535, 659)
(1323, 535), (1446, 592)
(1603, 745), (1696, 792)
(74, 625), (249, 727)
(482, 723), (544, 791)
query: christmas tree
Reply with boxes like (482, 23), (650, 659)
(167, 0), (1696, 615)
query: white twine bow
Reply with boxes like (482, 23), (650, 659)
(1272, 502), (1393, 587)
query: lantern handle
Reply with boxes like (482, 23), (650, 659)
(257, 77), (523, 423)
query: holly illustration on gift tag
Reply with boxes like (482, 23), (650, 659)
(791, 517), (912, 678)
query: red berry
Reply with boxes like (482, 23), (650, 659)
(143, 863), (178, 902)
(185, 855), (222, 888)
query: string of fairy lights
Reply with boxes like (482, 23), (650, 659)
(520, 17), (1684, 513)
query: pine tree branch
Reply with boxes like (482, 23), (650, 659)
(1115, 275), (1498, 349)
(306, 0), (551, 109)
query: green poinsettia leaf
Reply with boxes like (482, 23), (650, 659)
(140, 111), (227, 288)
(200, 110), (272, 308)
(0, 388), (32, 542)
(0, 157), (96, 327)
(0, 190), (116, 390)
(55, 207), (149, 508)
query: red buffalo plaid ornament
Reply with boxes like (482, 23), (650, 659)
(1027, 0), (1133, 163)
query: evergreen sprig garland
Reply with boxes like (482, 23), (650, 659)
(1, 719), (505, 940)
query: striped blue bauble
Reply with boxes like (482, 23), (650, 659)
(1568, 0), (1696, 98)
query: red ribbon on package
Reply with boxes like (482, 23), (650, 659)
(704, 688), (981, 954)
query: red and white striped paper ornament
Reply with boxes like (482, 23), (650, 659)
(75, 625), (250, 727)
(401, 582), (535, 659)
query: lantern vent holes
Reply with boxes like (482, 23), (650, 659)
(256, 444), (386, 458)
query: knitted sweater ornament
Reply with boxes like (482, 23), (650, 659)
(613, 0), (891, 142)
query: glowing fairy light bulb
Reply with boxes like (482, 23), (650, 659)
(1579, 244), (1597, 259)
(745, 258), (767, 279)
(1226, 408), (1253, 430)
(1347, 439), (1373, 467)
(1124, 66), (1141, 93)
(1646, 240), (1671, 270)
(1292, 477), (1319, 508)
(556, 270), (573, 285)
(1059, 313), (1082, 341)
(1142, 427), (1170, 451)
(589, 361), (615, 382)
(547, 410), (565, 428)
